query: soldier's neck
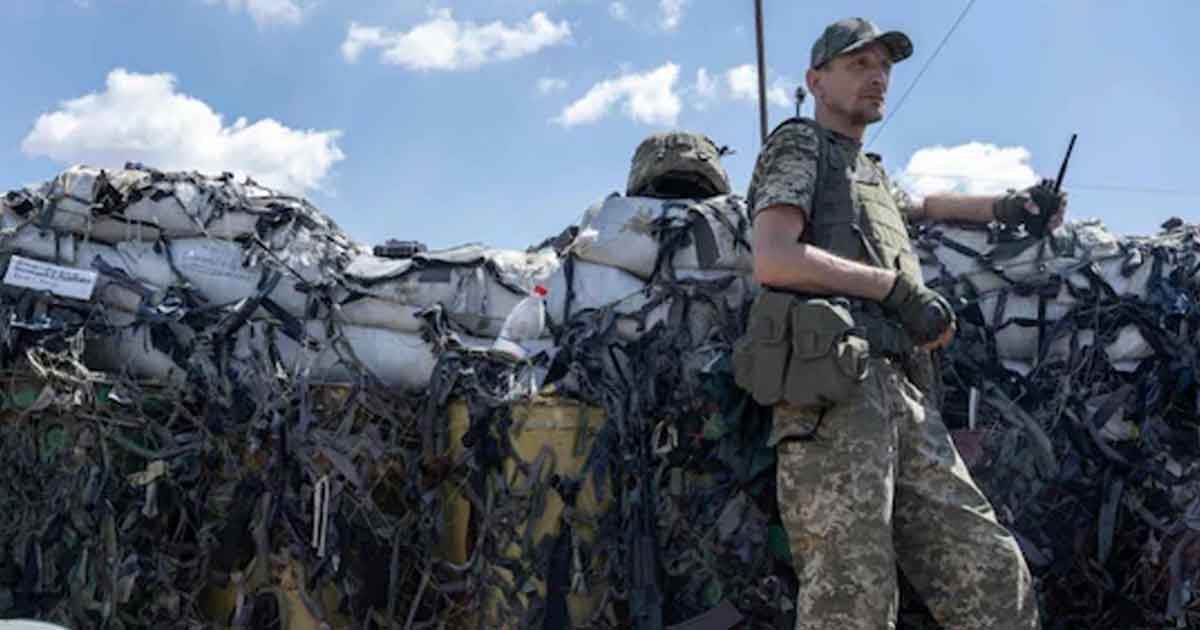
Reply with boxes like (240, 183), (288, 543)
(814, 109), (866, 143)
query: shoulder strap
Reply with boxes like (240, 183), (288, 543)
(799, 119), (827, 244)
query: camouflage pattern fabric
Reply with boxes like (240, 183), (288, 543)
(747, 120), (923, 223)
(746, 121), (819, 222)
(774, 359), (1040, 630)
(626, 131), (731, 199)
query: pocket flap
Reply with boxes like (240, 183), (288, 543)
(791, 329), (835, 360)
(788, 298), (854, 359)
(748, 291), (792, 343)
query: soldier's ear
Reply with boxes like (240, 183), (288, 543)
(806, 69), (821, 101)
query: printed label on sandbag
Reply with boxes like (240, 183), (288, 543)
(173, 240), (257, 283)
(3, 255), (98, 300)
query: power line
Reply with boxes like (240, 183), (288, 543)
(867, 0), (978, 147)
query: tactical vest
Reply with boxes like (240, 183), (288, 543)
(763, 118), (933, 379)
(800, 119), (923, 285)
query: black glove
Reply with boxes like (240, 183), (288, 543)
(992, 179), (1067, 237)
(880, 274), (956, 346)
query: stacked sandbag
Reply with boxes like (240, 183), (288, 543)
(1, 164), (560, 390)
(916, 218), (1200, 374)
(546, 193), (755, 344)
(340, 243), (558, 337)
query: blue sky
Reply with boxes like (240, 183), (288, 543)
(1, 0), (1197, 250)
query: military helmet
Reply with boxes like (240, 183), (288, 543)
(626, 131), (731, 199)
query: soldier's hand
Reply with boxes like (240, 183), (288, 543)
(992, 180), (1068, 236)
(921, 320), (956, 351)
(880, 274), (956, 348)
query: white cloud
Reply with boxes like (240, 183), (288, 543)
(694, 68), (718, 105)
(21, 68), (344, 196)
(537, 77), (568, 94)
(207, 0), (308, 27)
(692, 64), (793, 110)
(555, 63), (681, 127)
(897, 143), (1039, 199)
(725, 64), (791, 108)
(609, 2), (629, 22)
(660, 0), (687, 31)
(725, 64), (758, 101)
(341, 9), (571, 71)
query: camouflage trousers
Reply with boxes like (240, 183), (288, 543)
(772, 358), (1039, 630)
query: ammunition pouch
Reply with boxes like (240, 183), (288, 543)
(733, 291), (870, 409)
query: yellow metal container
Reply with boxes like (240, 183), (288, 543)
(201, 556), (350, 630)
(443, 396), (614, 628)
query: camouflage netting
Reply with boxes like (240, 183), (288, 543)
(1, 162), (1199, 629)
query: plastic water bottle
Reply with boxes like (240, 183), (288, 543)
(492, 285), (547, 360)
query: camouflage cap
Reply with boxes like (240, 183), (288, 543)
(810, 17), (913, 69)
(627, 131), (731, 199)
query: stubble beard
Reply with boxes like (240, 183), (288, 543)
(828, 97), (884, 130)
(851, 101), (885, 126)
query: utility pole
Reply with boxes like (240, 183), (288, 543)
(754, 0), (768, 144)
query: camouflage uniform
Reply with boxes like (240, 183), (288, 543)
(748, 120), (1040, 630)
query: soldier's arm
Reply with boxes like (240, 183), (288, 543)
(907, 193), (1066, 232)
(752, 206), (896, 301)
(749, 122), (897, 301)
(907, 194), (996, 224)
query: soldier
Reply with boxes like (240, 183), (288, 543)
(736, 17), (1066, 630)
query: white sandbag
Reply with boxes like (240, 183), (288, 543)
(34, 165), (264, 241)
(168, 238), (263, 303)
(1072, 220), (1122, 259)
(78, 240), (177, 288)
(91, 277), (156, 312)
(668, 270), (756, 343)
(174, 237), (308, 312)
(329, 297), (425, 333)
(1001, 359), (1033, 376)
(546, 262), (754, 342)
(1104, 324), (1154, 364)
(1, 207), (80, 261)
(272, 321), (436, 390)
(1086, 256), (1154, 299)
(0, 222), (164, 313)
(925, 225), (1082, 293)
(343, 246), (558, 337)
(978, 288), (1080, 361)
(572, 195), (751, 279)
(545, 258), (650, 326)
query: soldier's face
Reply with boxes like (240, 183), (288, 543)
(810, 43), (892, 126)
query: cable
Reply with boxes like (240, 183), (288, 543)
(867, 0), (978, 147)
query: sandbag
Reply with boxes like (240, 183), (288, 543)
(2, 221), (437, 335)
(271, 322), (438, 390)
(546, 258), (650, 326)
(0, 221), (161, 313)
(977, 287), (1081, 361)
(343, 245), (559, 337)
(22, 165), (268, 242)
(572, 195), (751, 280)
(1104, 324), (1154, 365)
